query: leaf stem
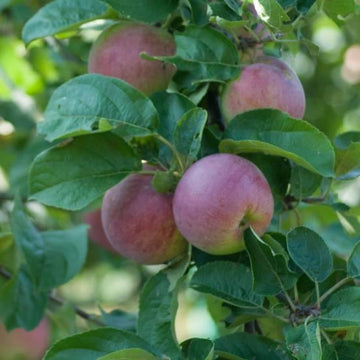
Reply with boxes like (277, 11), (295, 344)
(320, 327), (333, 345)
(155, 134), (185, 174)
(319, 277), (353, 304)
(282, 287), (297, 312)
(315, 281), (320, 309)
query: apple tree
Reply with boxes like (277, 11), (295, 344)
(1, 0), (360, 359)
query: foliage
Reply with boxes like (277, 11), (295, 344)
(1, 0), (360, 359)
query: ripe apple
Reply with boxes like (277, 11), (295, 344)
(173, 154), (274, 255)
(84, 209), (115, 252)
(101, 171), (187, 264)
(88, 21), (176, 95)
(221, 56), (306, 123)
(0, 319), (49, 360)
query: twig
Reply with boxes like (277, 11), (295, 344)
(0, 266), (105, 327)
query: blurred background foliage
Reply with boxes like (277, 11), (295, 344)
(1, 0), (360, 346)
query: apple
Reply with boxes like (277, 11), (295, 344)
(84, 209), (115, 252)
(341, 45), (360, 84)
(0, 319), (49, 360)
(221, 56), (306, 123)
(101, 171), (187, 264)
(173, 153), (274, 255)
(88, 21), (176, 95)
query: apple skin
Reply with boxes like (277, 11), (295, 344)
(173, 154), (274, 255)
(221, 56), (306, 123)
(0, 319), (49, 360)
(88, 21), (176, 95)
(84, 209), (115, 252)
(101, 172), (187, 264)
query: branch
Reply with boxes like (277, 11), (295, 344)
(0, 266), (105, 327)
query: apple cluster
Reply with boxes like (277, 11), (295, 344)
(85, 19), (306, 264)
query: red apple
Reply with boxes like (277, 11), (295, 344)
(88, 21), (176, 95)
(0, 319), (49, 360)
(221, 56), (306, 123)
(84, 209), (115, 252)
(173, 154), (274, 255)
(101, 172), (187, 264)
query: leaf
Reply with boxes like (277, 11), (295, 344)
(348, 241), (360, 278)
(0, 233), (21, 273)
(335, 341), (360, 360)
(0, 266), (48, 331)
(182, 338), (214, 360)
(44, 328), (157, 360)
(320, 287), (360, 330)
(290, 165), (322, 199)
(98, 348), (160, 360)
(103, 0), (178, 22)
(244, 228), (298, 295)
(253, 0), (290, 28)
(39, 74), (159, 141)
(29, 132), (142, 210)
(182, 0), (209, 25)
(174, 108), (207, 167)
(137, 273), (181, 360)
(22, 0), (110, 45)
(284, 321), (322, 360)
(100, 308), (137, 331)
(215, 332), (294, 360)
(287, 227), (333, 282)
(151, 92), (196, 164)
(164, 25), (240, 89)
(322, 0), (355, 23)
(334, 132), (360, 179)
(190, 261), (264, 307)
(221, 109), (335, 177)
(11, 200), (88, 290)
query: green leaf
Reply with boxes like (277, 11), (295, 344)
(100, 308), (136, 331)
(98, 348), (160, 360)
(215, 332), (294, 360)
(44, 328), (157, 360)
(348, 241), (360, 278)
(11, 200), (88, 290)
(290, 165), (322, 199)
(253, 0), (290, 28)
(9, 137), (50, 197)
(220, 109), (335, 178)
(165, 25), (240, 89)
(182, 338), (214, 360)
(190, 261), (264, 307)
(0, 233), (21, 273)
(287, 227), (333, 282)
(244, 228), (298, 295)
(335, 341), (360, 359)
(104, 0), (178, 22)
(39, 74), (159, 142)
(151, 92), (196, 164)
(174, 108), (207, 167)
(0, 266), (48, 331)
(29, 132), (141, 210)
(137, 273), (181, 360)
(182, 0), (209, 25)
(320, 287), (360, 330)
(334, 132), (360, 179)
(322, 0), (355, 23)
(284, 321), (322, 360)
(243, 154), (291, 211)
(22, 0), (110, 45)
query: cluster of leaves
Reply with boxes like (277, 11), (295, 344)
(1, 0), (360, 359)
